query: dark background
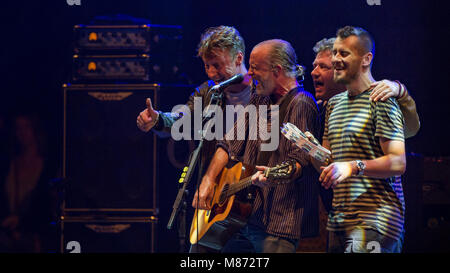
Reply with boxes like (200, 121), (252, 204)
(0, 0), (449, 253)
(1, 0), (449, 157)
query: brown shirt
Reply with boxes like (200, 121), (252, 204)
(217, 86), (320, 239)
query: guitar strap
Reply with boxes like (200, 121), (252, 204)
(255, 87), (298, 166)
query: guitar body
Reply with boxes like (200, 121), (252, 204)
(189, 162), (255, 250)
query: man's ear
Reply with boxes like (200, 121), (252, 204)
(272, 64), (282, 77)
(362, 52), (373, 68)
(235, 52), (244, 66)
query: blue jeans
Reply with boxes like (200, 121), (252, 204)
(328, 227), (403, 253)
(221, 224), (299, 253)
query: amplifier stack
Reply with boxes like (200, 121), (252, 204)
(60, 22), (187, 253)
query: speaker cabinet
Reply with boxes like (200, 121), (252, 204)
(402, 153), (424, 252)
(61, 216), (157, 253)
(63, 83), (159, 212)
(402, 154), (450, 252)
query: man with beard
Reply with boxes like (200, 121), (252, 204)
(193, 39), (320, 253)
(311, 37), (420, 142)
(310, 26), (407, 253)
(297, 37), (421, 252)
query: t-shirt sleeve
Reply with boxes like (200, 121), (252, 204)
(374, 98), (405, 142)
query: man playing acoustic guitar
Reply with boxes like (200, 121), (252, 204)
(192, 39), (320, 253)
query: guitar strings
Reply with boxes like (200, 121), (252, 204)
(221, 177), (252, 197)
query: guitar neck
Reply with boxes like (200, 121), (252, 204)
(227, 177), (253, 197)
(224, 161), (294, 198)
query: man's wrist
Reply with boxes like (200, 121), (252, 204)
(350, 161), (358, 176)
(152, 111), (163, 130)
(354, 160), (366, 176)
(394, 80), (407, 99)
(203, 174), (218, 186)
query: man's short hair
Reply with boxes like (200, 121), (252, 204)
(197, 25), (245, 60)
(313, 38), (336, 54)
(336, 26), (375, 57)
(255, 39), (305, 79)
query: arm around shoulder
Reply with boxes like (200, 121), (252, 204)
(397, 84), (420, 138)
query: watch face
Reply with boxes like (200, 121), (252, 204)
(356, 160), (365, 175)
(357, 161), (364, 169)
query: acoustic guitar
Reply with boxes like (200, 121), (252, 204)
(189, 160), (295, 250)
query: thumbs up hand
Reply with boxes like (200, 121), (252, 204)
(137, 98), (160, 132)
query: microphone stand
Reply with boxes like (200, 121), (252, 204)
(167, 87), (223, 253)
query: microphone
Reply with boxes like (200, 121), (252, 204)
(210, 73), (244, 91)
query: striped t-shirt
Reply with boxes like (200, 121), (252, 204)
(323, 89), (405, 241)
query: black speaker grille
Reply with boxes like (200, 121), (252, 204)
(63, 84), (158, 210)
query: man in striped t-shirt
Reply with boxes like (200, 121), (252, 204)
(311, 26), (407, 253)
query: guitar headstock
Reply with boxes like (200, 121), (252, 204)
(264, 160), (295, 179)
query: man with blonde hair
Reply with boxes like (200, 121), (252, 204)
(136, 25), (252, 253)
(137, 25), (251, 163)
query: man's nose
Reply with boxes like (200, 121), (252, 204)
(207, 68), (218, 78)
(331, 55), (341, 66)
(311, 66), (319, 78)
(248, 67), (254, 76)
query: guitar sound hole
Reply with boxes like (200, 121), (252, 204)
(219, 184), (229, 205)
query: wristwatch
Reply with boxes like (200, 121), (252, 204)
(355, 160), (365, 176)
